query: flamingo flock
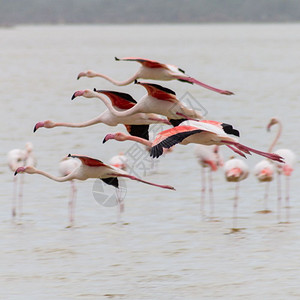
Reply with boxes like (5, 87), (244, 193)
(7, 56), (295, 230)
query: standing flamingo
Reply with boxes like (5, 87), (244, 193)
(194, 145), (223, 219)
(34, 90), (170, 140)
(14, 154), (175, 221)
(77, 57), (234, 95)
(72, 83), (203, 126)
(109, 152), (128, 170)
(224, 157), (249, 232)
(146, 120), (284, 162)
(7, 142), (37, 218)
(267, 117), (296, 223)
(58, 157), (81, 227)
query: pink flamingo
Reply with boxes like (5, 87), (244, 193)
(72, 83), (203, 126)
(14, 154), (175, 221)
(77, 57), (234, 95)
(7, 142), (37, 218)
(58, 157), (80, 227)
(109, 152), (128, 170)
(147, 120), (284, 162)
(267, 117), (296, 223)
(34, 90), (170, 140)
(194, 145), (223, 219)
(224, 157), (249, 232)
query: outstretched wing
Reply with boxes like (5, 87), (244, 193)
(115, 57), (168, 69)
(101, 177), (119, 188)
(94, 89), (136, 109)
(135, 81), (178, 102)
(150, 126), (203, 158)
(68, 154), (113, 168)
(125, 124), (149, 140)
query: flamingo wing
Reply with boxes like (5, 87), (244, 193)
(115, 57), (168, 69)
(150, 126), (203, 158)
(125, 124), (149, 140)
(200, 120), (240, 137)
(101, 177), (119, 188)
(68, 154), (113, 168)
(135, 81), (178, 102)
(94, 89), (136, 109)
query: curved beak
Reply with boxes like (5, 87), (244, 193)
(33, 121), (44, 132)
(71, 90), (84, 100)
(77, 72), (86, 80)
(14, 167), (26, 176)
(103, 134), (115, 144)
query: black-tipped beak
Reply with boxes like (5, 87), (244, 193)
(102, 137), (107, 144)
(68, 154), (72, 158)
(33, 125), (37, 133)
(14, 170), (18, 176)
(71, 93), (76, 100)
(134, 79), (138, 84)
(115, 57), (120, 61)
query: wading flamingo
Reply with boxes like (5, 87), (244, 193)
(224, 157), (249, 232)
(194, 145), (223, 219)
(58, 157), (81, 227)
(34, 90), (170, 140)
(147, 120), (284, 162)
(7, 142), (37, 218)
(267, 117), (296, 223)
(72, 83), (203, 126)
(109, 152), (128, 170)
(14, 154), (175, 221)
(77, 57), (234, 95)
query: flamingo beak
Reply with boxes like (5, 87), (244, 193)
(93, 88), (101, 93)
(103, 134), (115, 144)
(77, 72), (86, 80)
(71, 90), (84, 100)
(14, 167), (26, 176)
(33, 121), (44, 132)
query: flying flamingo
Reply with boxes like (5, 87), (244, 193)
(224, 157), (249, 232)
(72, 83), (203, 127)
(77, 56), (234, 95)
(34, 90), (170, 140)
(58, 156), (81, 227)
(7, 142), (37, 218)
(146, 120), (284, 162)
(194, 145), (223, 219)
(267, 117), (296, 223)
(14, 154), (175, 221)
(253, 160), (275, 214)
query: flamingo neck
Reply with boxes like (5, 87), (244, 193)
(54, 116), (103, 128)
(93, 72), (139, 86)
(34, 169), (75, 182)
(123, 135), (152, 147)
(268, 120), (282, 153)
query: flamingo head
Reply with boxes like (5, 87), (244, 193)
(71, 89), (95, 100)
(103, 132), (127, 143)
(33, 120), (55, 132)
(267, 117), (279, 131)
(14, 166), (36, 176)
(77, 70), (97, 80)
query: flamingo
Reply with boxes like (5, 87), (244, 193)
(77, 56), (234, 95)
(14, 154), (175, 220)
(109, 152), (128, 170)
(34, 90), (170, 140)
(72, 82), (203, 127)
(58, 157), (81, 227)
(267, 117), (296, 223)
(146, 120), (284, 162)
(224, 157), (249, 232)
(7, 142), (37, 218)
(194, 145), (223, 219)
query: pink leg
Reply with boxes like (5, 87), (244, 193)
(233, 182), (240, 229)
(12, 176), (17, 218)
(264, 182), (270, 211)
(208, 169), (214, 217)
(18, 174), (24, 217)
(277, 172), (282, 223)
(68, 180), (77, 227)
(285, 176), (290, 223)
(226, 145), (247, 158)
(200, 167), (206, 220)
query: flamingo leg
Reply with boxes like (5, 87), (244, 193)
(18, 173), (24, 217)
(233, 182), (240, 229)
(12, 176), (17, 218)
(285, 175), (290, 223)
(200, 167), (206, 220)
(115, 188), (124, 224)
(226, 145), (247, 158)
(208, 169), (214, 218)
(277, 172), (282, 223)
(264, 182), (270, 212)
(68, 180), (77, 227)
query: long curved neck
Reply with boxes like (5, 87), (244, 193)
(122, 135), (152, 147)
(53, 115), (103, 128)
(93, 71), (139, 86)
(93, 92), (140, 117)
(268, 121), (282, 152)
(34, 169), (75, 182)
